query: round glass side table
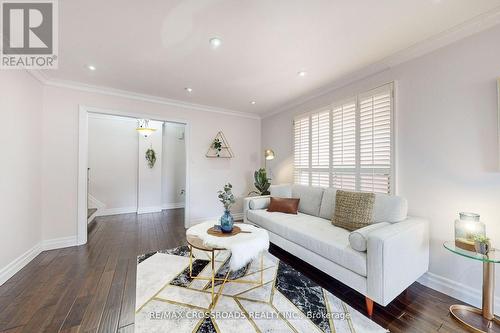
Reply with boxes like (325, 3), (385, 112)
(444, 241), (500, 333)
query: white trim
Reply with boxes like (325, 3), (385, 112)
(42, 236), (78, 251)
(189, 212), (244, 226)
(77, 108), (88, 245)
(27, 69), (48, 83)
(87, 194), (105, 209)
(162, 202), (185, 210)
(27, 7), (500, 120)
(497, 77), (500, 170)
(0, 236), (78, 286)
(232, 213), (244, 221)
(27, 72), (260, 120)
(137, 206), (163, 214)
(78, 105), (192, 245)
(88, 112), (138, 122)
(262, 7), (500, 119)
(96, 207), (137, 217)
(418, 271), (500, 315)
(0, 243), (42, 285)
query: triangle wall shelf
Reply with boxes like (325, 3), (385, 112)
(206, 131), (234, 158)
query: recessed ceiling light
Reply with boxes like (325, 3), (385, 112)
(209, 37), (222, 49)
(250, 101), (256, 105)
(297, 71), (307, 77)
(185, 87), (193, 93)
(87, 64), (96, 71)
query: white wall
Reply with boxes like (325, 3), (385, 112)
(0, 71), (43, 283)
(41, 85), (261, 240)
(137, 120), (163, 214)
(262, 25), (500, 308)
(162, 123), (186, 208)
(88, 114), (138, 214)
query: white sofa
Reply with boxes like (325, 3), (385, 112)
(243, 184), (429, 315)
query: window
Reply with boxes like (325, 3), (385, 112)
(293, 83), (394, 194)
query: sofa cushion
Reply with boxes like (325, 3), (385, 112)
(319, 187), (337, 220)
(291, 185), (324, 216)
(267, 197), (300, 214)
(249, 196), (270, 210)
(349, 222), (390, 252)
(332, 190), (375, 231)
(270, 184), (292, 198)
(319, 188), (408, 223)
(374, 194), (408, 223)
(247, 209), (367, 276)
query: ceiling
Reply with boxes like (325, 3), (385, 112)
(43, 0), (500, 115)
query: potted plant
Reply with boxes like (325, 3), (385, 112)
(474, 235), (491, 255)
(248, 168), (271, 196)
(218, 183), (236, 233)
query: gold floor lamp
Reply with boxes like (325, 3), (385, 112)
(264, 149), (275, 169)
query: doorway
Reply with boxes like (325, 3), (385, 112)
(77, 106), (190, 245)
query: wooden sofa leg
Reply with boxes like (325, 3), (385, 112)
(365, 297), (374, 317)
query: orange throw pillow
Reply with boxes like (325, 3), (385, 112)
(267, 197), (300, 214)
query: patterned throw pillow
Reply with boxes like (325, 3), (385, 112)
(332, 190), (375, 231)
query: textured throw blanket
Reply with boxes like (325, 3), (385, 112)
(186, 222), (269, 271)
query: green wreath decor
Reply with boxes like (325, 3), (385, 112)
(145, 148), (156, 168)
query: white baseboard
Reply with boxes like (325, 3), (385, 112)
(418, 271), (500, 315)
(0, 236), (78, 286)
(0, 243), (42, 285)
(41, 236), (78, 251)
(162, 202), (185, 210)
(137, 206), (163, 214)
(96, 206), (137, 216)
(190, 212), (244, 226)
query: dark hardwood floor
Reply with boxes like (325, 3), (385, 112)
(0, 209), (469, 332)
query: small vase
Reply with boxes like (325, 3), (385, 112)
(475, 240), (490, 255)
(220, 209), (234, 233)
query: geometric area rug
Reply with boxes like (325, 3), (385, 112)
(135, 245), (388, 333)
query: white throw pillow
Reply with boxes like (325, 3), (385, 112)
(292, 184), (324, 217)
(349, 222), (390, 252)
(270, 184), (292, 198)
(319, 187), (337, 220)
(249, 197), (270, 210)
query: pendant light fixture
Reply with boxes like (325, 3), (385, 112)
(136, 119), (156, 138)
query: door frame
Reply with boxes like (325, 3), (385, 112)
(77, 105), (190, 245)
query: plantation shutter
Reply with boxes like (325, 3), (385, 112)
(293, 83), (394, 194)
(332, 100), (357, 191)
(293, 115), (310, 185)
(311, 109), (330, 187)
(359, 86), (393, 193)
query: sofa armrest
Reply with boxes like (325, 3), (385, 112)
(243, 196), (270, 222)
(366, 216), (429, 306)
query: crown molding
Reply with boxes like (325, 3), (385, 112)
(27, 70), (261, 120)
(262, 6), (500, 119)
(27, 69), (50, 83)
(27, 5), (500, 121)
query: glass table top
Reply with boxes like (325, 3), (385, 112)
(444, 241), (500, 263)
